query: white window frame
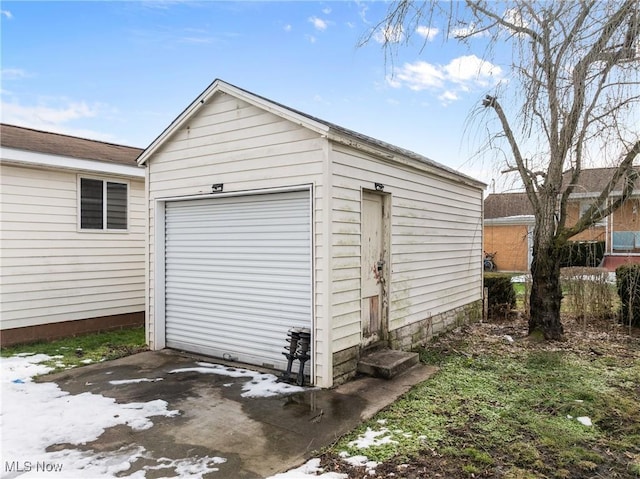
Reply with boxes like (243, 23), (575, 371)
(579, 200), (607, 227)
(77, 175), (130, 232)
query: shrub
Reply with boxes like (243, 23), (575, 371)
(615, 264), (640, 328)
(560, 267), (613, 322)
(484, 273), (516, 319)
(559, 241), (605, 268)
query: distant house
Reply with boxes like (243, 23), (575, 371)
(138, 79), (485, 388)
(0, 124), (145, 346)
(484, 192), (535, 272)
(484, 167), (640, 272)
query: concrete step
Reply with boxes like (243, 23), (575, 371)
(357, 349), (420, 379)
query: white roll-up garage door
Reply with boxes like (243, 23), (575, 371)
(164, 189), (312, 371)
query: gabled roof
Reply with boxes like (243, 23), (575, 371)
(484, 192), (533, 219)
(137, 79), (484, 188)
(561, 167), (640, 194)
(0, 124), (143, 166)
(485, 167), (640, 219)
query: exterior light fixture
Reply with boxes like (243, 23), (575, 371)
(211, 183), (224, 193)
(374, 183), (384, 191)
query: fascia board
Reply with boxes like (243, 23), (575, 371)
(137, 80), (330, 166)
(484, 215), (536, 226)
(327, 132), (485, 190)
(1, 146), (144, 177)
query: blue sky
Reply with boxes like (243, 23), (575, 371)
(1, 1), (510, 187)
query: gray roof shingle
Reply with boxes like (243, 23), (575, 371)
(485, 167), (640, 219)
(1, 124), (143, 166)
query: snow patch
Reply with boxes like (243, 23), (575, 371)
(577, 416), (593, 426)
(1, 354), (186, 477)
(109, 378), (164, 385)
(340, 453), (378, 473)
(347, 427), (398, 449)
(265, 458), (347, 478)
(169, 362), (307, 398)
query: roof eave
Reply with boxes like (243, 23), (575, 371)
(327, 131), (486, 189)
(137, 79), (330, 166)
(484, 215), (536, 225)
(1, 146), (145, 178)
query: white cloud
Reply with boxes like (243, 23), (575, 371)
(0, 99), (119, 142)
(450, 23), (489, 38)
(355, 0), (369, 24)
(179, 36), (213, 44)
(438, 90), (459, 104)
(1, 10), (12, 19)
(322, 7), (331, 15)
(389, 61), (444, 91)
(374, 24), (404, 44)
(308, 16), (328, 31)
(3, 100), (98, 123)
(416, 26), (439, 41)
(1, 68), (29, 80)
(503, 8), (529, 29)
(445, 55), (502, 86)
(306, 34), (317, 44)
(388, 54), (504, 104)
(283, 24), (292, 32)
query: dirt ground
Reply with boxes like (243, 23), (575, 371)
(316, 315), (640, 479)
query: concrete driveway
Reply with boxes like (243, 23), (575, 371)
(45, 349), (436, 478)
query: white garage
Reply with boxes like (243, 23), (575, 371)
(162, 189), (311, 371)
(139, 79), (485, 388)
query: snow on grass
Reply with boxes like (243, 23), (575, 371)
(265, 458), (347, 478)
(169, 362), (307, 398)
(339, 453), (378, 473)
(566, 415), (594, 426)
(577, 416), (593, 426)
(347, 427), (398, 449)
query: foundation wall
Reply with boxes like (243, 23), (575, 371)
(0, 311), (144, 347)
(331, 300), (482, 385)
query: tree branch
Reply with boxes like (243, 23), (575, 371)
(483, 94), (540, 211)
(563, 140), (640, 238)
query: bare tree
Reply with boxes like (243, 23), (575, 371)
(366, 1), (640, 339)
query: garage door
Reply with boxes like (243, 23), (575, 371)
(164, 190), (312, 371)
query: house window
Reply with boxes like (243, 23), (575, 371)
(80, 177), (128, 230)
(579, 201), (606, 227)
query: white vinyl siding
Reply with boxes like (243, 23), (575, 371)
(143, 83), (484, 388)
(0, 163), (145, 330)
(163, 191), (311, 370)
(329, 145), (483, 352)
(145, 92), (327, 383)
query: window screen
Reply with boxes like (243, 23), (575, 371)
(80, 178), (104, 229)
(80, 178), (128, 230)
(107, 182), (127, 229)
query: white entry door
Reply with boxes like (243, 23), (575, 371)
(361, 191), (386, 346)
(163, 190), (312, 371)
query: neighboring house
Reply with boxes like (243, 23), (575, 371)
(138, 79), (485, 388)
(484, 192), (535, 272)
(484, 167), (640, 272)
(0, 124), (145, 346)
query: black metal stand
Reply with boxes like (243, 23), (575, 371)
(281, 329), (300, 383)
(295, 331), (311, 386)
(280, 328), (311, 386)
